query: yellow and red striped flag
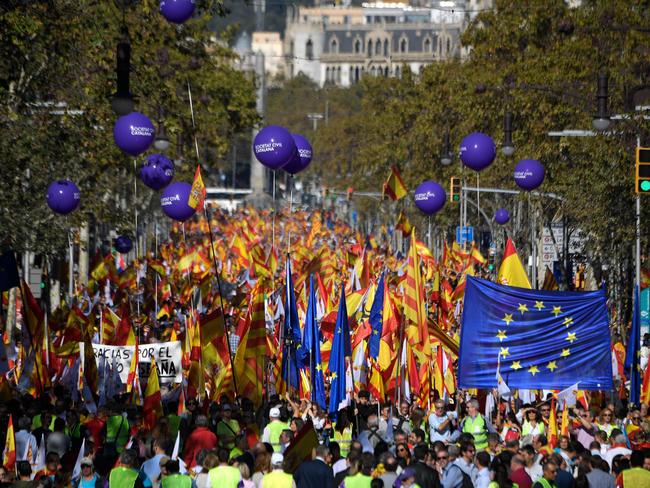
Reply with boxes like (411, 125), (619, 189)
(560, 401), (569, 438)
(383, 166), (408, 201)
(143, 358), (162, 430)
(188, 165), (206, 211)
(642, 362), (650, 405)
(3, 414), (15, 471)
(233, 285), (267, 406)
(101, 308), (120, 345)
(404, 231), (430, 357)
(395, 211), (412, 235)
(497, 238), (531, 288)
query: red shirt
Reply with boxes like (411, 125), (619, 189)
(84, 416), (106, 448)
(183, 427), (217, 468)
(510, 466), (533, 488)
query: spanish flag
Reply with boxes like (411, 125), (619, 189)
(188, 165), (206, 211)
(497, 238), (531, 288)
(3, 414), (15, 471)
(143, 358), (162, 430)
(560, 401), (569, 437)
(396, 211), (412, 235)
(383, 166), (408, 201)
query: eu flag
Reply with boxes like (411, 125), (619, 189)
(282, 258), (303, 390)
(303, 275), (326, 409)
(459, 276), (613, 390)
(368, 272), (385, 361)
(329, 285), (351, 418)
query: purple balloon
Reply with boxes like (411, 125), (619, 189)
(114, 235), (133, 254)
(494, 208), (510, 225)
(161, 182), (196, 221)
(253, 125), (296, 170)
(113, 112), (155, 156)
(514, 159), (545, 191)
(160, 0), (195, 24)
(46, 180), (81, 215)
(414, 180), (446, 215)
(283, 134), (313, 175)
(141, 154), (175, 190)
(460, 132), (496, 172)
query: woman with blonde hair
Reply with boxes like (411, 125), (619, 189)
(195, 452), (219, 488)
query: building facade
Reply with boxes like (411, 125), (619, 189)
(284, 2), (467, 87)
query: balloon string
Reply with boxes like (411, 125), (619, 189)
(187, 80), (201, 164)
(477, 172), (480, 231)
(272, 170), (276, 255)
(133, 159), (138, 261)
(287, 177), (293, 255)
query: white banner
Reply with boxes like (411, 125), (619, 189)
(91, 341), (182, 384)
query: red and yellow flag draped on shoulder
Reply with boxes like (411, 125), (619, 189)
(200, 307), (234, 401)
(143, 358), (162, 430)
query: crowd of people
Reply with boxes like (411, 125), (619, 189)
(1, 384), (649, 488)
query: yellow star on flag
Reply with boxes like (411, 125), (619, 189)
(547, 361), (558, 372)
(563, 317), (573, 327)
(496, 330), (507, 342)
(534, 301), (544, 310)
(316, 364), (322, 371)
(528, 365), (540, 376)
(373, 330), (379, 335)
(499, 347), (510, 358)
(565, 332), (577, 343)
(511, 361), (522, 370)
(517, 303), (529, 314)
(331, 372), (337, 379)
(502, 313), (513, 326)
(552, 306), (562, 317)
(561, 348), (571, 357)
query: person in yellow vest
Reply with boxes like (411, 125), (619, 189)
(615, 450), (650, 487)
(341, 452), (375, 488)
(521, 408), (545, 439)
(105, 410), (130, 455)
(207, 448), (241, 488)
(532, 459), (558, 488)
(216, 404), (240, 450)
(461, 399), (495, 450)
(109, 449), (151, 488)
(260, 453), (293, 488)
(261, 407), (288, 453)
(333, 411), (353, 458)
(160, 459), (191, 488)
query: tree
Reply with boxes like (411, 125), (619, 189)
(0, 0), (258, 256)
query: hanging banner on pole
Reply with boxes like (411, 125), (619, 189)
(91, 341), (182, 384)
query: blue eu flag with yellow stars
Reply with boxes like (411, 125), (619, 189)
(458, 276), (613, 390)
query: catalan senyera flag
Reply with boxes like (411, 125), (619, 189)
(3, 414), (15, 471)
(143, 358), (162, 430)
(404, 231), (430, 357)
(395, 211), (412, 235)
(542, 266), (560, 291)
(101, 308), (120, 345)
(233, 285), (267, 406)
(188, 165), (206, 211)
(497, 238), (532, 289)
(383, 166), (408, 201)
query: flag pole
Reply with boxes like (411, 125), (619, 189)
(186, 80), (240, 399)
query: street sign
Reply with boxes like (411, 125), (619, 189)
(456, 226), (474, 245)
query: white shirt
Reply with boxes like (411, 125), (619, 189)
(525, 461), (544, 482)
(15, 430), (37, 462)
(475, 467), (490, 488)
(428, 412), (454, 442)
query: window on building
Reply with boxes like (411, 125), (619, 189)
(325, 67), (330, 82)
(400, 38), (408, 53)
(355, 66), (360, 82)
(371, 66), (376, 76)
(337, 67), (341, 83)
(344, 15), (349, 24)
(367, 39), (372, 57)
(330, 38), (338, 54)
(384, 66), (389, 76)
(438, 37), (442, 56)
(289, 40), (294, 57)
(447, 38), (451, 55)
(306, 39), (313, 60)
(354, 39), (361, 54)
(375, 39), (381, 55)
(383, 39), (389, 56)
(395, 66), (401, 77)
(423, 38), (431, 53)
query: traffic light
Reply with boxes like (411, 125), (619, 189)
(449, 177), (461, 203)
(636, 147), (650, 193)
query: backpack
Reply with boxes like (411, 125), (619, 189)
(450, 464), (473, 488)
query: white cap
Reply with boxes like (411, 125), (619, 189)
(271, 452), (284, 467)
(269, 407), (281, 419)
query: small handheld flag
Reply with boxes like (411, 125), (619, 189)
(188, 165), (206, 210)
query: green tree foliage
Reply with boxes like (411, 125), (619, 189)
(0, 0), (258, 255)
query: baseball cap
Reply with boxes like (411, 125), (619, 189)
(222, 404), (232, 411)
(271, 453), (284, 467)
(269, 407), (281, 418)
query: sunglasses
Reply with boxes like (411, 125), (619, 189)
(437, 456), (448, 460)
(602, 414), (611, 417)
(398, 448), (407, 453)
